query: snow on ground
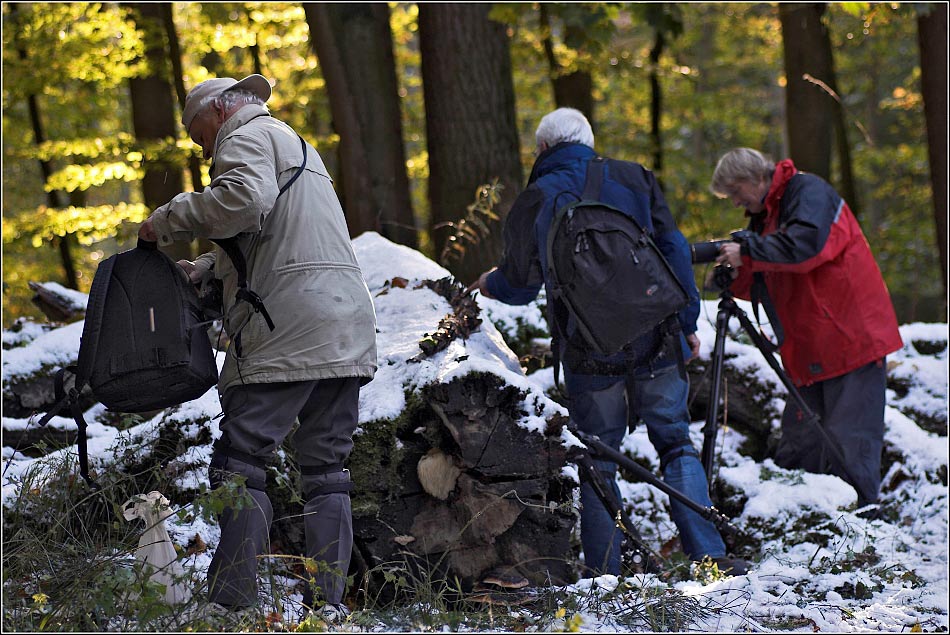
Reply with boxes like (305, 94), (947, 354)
(2, 232), (947, 632)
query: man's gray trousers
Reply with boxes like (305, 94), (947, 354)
(206, 377), (360, 608)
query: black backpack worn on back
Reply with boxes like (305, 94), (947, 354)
(545, 157), (690, 367)
(38, 239), (219, 488)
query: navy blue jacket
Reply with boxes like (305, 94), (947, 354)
(485, 142), (700, 369)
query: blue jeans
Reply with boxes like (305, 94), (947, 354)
(566, 363), (726, 574)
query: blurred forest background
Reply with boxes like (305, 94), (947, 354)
(2, 2), (947, 328)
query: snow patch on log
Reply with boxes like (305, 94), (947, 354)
(353, 231), (568, 435)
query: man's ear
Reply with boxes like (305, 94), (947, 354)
(213, 100), (227, 122)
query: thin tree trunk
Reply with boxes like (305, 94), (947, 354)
(917, 4), (948, 297)
(160, 3), (204, 193)
(649, 29), (665, 183)
(539, 5), (594, 128)
(419, 3), (522, 282)
(245, 8), (264, 76)
(123, 2), (191, 261)
(831, 99), (858, 216)
(304, 3), (417, 247)
(10, 3), (78, 289)
(779, 3), (834, 181)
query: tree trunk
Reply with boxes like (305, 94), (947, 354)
(304, 3), (417, 247)
(828, 70), (859, 217)
(917, 4), (948, 297)
(539, 5), (594, 127)
(10, 3), (79, 290)
(123, 2), (191, 262)
(779, 3), (834, 181)
(419, 3), (522, 283)
(160, 3), (204, 194)
(649, 29), (665, 183)
(245, 7), (264, 76)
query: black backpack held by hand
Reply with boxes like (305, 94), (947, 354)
(38, 239), (219, 489)
(35, 132), (308, 489)
(546, 157), (689, 365)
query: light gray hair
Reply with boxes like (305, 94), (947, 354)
(195, 89), (267, 120)
(710, 148), (775, 196)
(535, 107), (595, 150)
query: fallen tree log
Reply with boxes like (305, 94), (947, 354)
(28, 281), (87, 323)
(686, 358), (783, 460)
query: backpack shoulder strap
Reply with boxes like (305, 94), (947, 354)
(210, 135), (307, 333)
(72, 248), (118, 388)
(582, 157), (607, 200)
(68, 398), (100, 490)
(276, 135), (308, 197)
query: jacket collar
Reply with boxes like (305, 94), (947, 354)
(750, 158), (797, 231)
(214, 103), (270, 153)
(528, 142), (596, 185)
(764, 159), (797, 213)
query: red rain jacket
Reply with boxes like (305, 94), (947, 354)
(731, 159), (902, 386)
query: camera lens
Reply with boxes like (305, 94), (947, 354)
(691, 240), (724, 264)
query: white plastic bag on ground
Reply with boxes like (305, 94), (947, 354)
(122, 491), (192, 605)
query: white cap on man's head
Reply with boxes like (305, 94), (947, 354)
(182, 74), (272, 131)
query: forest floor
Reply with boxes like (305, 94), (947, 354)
(2, 232), (947, 632)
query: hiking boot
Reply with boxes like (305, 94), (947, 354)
(711, 556), (750, 576)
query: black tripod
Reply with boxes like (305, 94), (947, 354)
(567, 422), (743, 574)
(699, 285), (863, 492)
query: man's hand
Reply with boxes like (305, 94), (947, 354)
(716, 241), (742, 269)
(138, 217), (157, 242)
(176, 259), (202, 284)
(465, 267), (497, 299)
(685, 332), (701, 363)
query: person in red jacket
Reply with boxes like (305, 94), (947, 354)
(709, 147), (903, 510)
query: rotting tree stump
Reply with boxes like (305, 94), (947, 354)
(347, 371), (576, 593)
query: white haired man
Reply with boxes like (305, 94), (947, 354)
(139, 74), (377, 618)
(473, 108), (748, 576)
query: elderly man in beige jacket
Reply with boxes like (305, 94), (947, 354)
(140, 74), (377, 619)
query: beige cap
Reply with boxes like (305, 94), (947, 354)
(182, 74), (272, 131)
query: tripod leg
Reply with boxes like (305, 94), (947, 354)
(575, 452), (661, 574)
(701, 304), (731, 486)
(727, 297), (867, 495)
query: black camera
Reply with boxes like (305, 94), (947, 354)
(691, 239), (729, 264)
(691, 230), (754, 264)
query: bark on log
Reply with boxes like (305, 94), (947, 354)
(1, 426), (78, 458)
(28, 282), (86, 323)
(1, 368), (91, 420)
(686, 358), (783, 460)
(347, 372), (575, 591)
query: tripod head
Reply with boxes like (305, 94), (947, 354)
(711, 264), (738, 294)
